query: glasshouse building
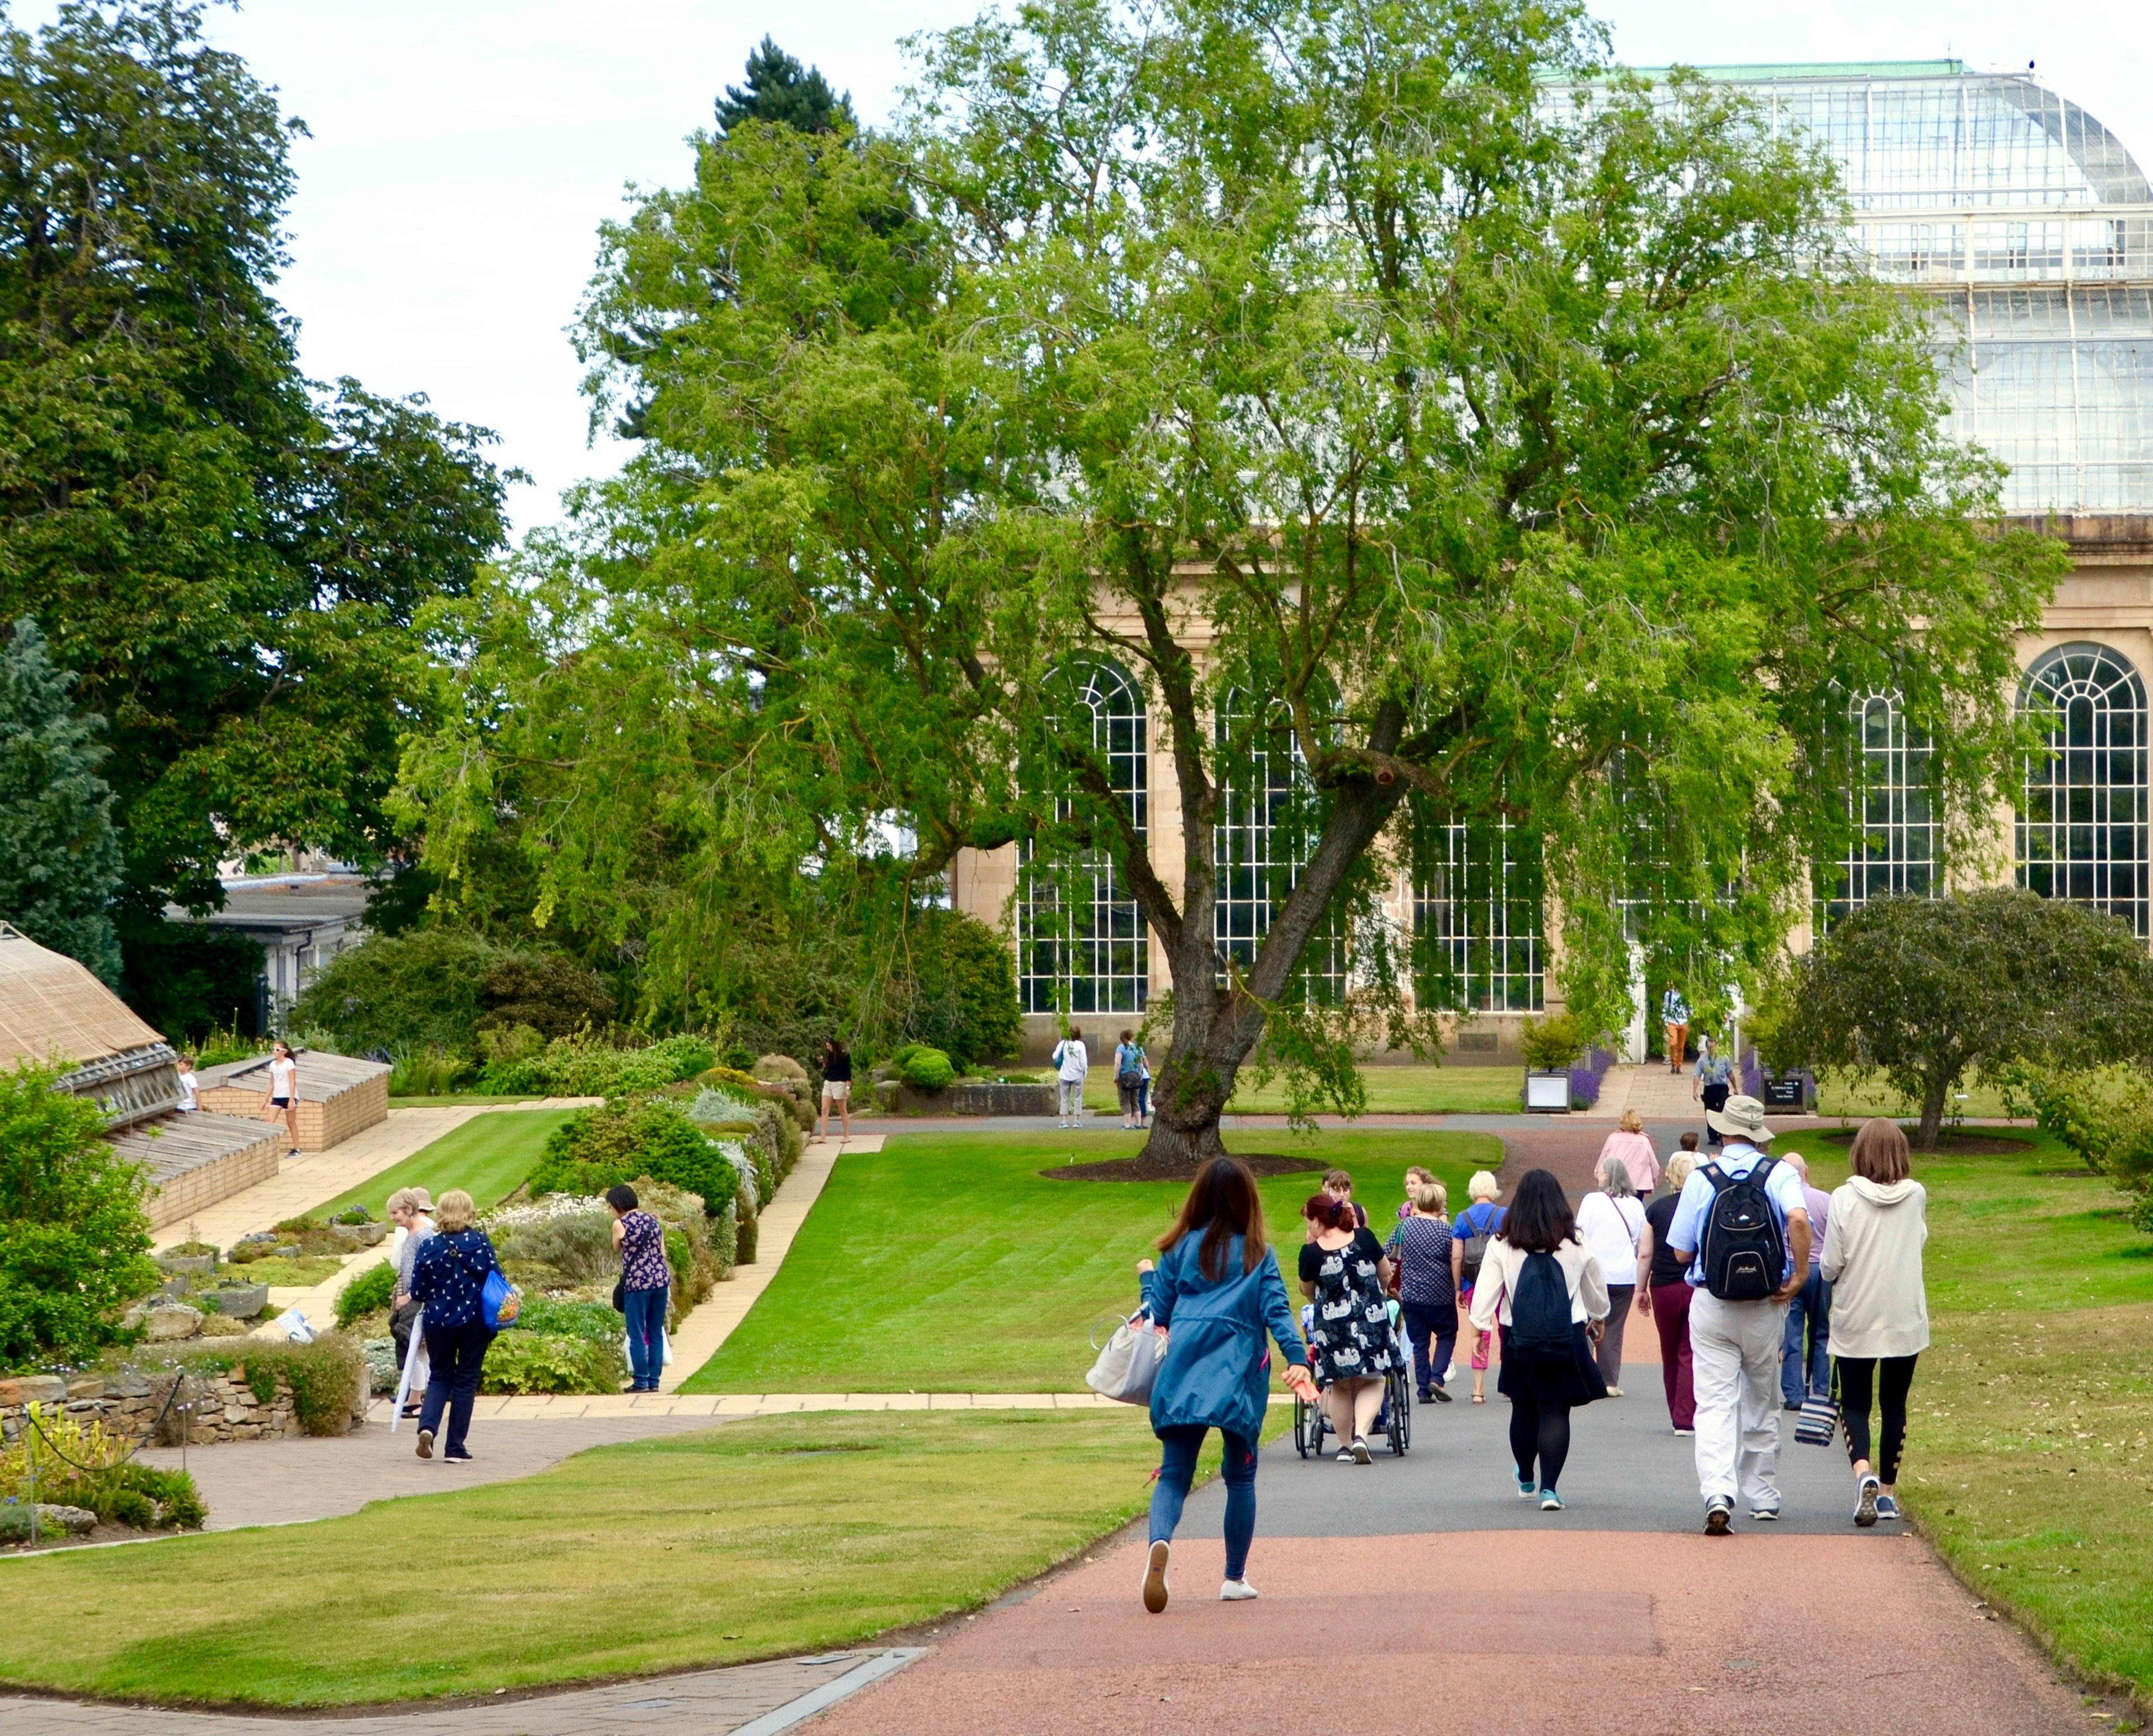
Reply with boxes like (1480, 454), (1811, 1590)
(951, 61), (2153, 1054)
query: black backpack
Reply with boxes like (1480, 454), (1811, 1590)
(1699, 1157), (1788, 1301)
(1508, 1250), (1573, 1361)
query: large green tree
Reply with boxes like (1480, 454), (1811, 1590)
(406, 0), (2062, 1166)
(0, 618), (120, 978)
(0, 2), (516, 921)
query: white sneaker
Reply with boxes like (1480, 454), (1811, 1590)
(1219, 1578), (1259, 1602)
(1855, 1474), (1880, 1528)
(1141, 1540), (1170, 1613)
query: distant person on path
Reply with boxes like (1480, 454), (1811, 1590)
(1135, 1157), (1318, 1611)
(406, 1189), (505, 1463)
(1386, 1176), (1457, 1403)
(609, 1184), (672, 1393)
(175, 1054), (200, 1112)
(1694, 1033), (1735, 1148)
(1469, 1167), (1610, 1512)
(258, 1039), (301, 1156)
(1636, 1149), (1699, 1433)
(1052, 1028), (1089, 1128)
(1779, 1151), (1833, 1411)
(1114, 1030), (1149, 1130)
(1576, 1156), (1646, 1394)
(1597, 1109), (1658, 1198)
(387, 1186), (436, 1419)
(1823, 1119), (1930, 1527)
(1666, 1095), (1812, 1534)
(1661, 987), (1691, 1074)
(1451, 1171), (1507, 1402)
(1298, 1193), (1397, 1463)
(817, 1038), (852, 1142)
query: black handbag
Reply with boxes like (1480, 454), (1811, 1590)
(611, 1276), (626, 1312)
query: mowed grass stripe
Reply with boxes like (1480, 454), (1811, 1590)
(680, 1128), (1501, 1394)
(311, 1109), (577, 1222)
(0, 1411), (1162, 1707)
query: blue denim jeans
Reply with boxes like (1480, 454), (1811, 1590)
(1149, 1424), (1258, 1581)
(624, 1286), (668, 1389)
(1782, 1268), (1831, 1403)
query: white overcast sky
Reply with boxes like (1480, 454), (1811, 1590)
(20, 1), (2153, 535)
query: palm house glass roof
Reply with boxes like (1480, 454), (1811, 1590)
(1580, 63), (2153, 515)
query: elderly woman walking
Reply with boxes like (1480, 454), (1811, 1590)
(1596, 1109), (1660, 1199)
(1825, 1119), (1930, 1526)
(1575, 1156), (1646, 1395)
(1135, 1158), (1318, 1612)
(386, 1186), (435, 1419)
(406, 1189), (505, 1463)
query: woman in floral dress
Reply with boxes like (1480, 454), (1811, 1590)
(1298, 1193), (1397, 1463)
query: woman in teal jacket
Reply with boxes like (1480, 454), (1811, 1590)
(1133, 1157), (1317, 1614)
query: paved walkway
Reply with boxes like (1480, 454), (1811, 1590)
(658, 1133), (878, 1391)
(0, 1650), (920, 1735)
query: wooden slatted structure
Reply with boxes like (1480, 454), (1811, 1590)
(197, 1048), (390, 1151)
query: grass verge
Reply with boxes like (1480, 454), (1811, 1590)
(1790, 1123), (2153, 1703)
(311, 1109), (577, 1222)
(0, 1411), (1159, 1707)
(1073, 1063), (1526, 1116)
(680, 1126), (1500, 1393)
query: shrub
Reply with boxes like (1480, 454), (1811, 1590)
(387, 1046), (471, 1096)
(475, 952), (616, 1040)
(0, 1059), (159, 1369)
(699, 1065), (814, 1131)
(297, 929), (495, 1053)
(900, 908), (1022, 1069)
(481, 1329), (626, 1395)
(528, 1098), (737, 1218)
(0, 1411), (204, 1529)
(159, 1335), (367, 1435)
(1519, 1013), (1585, 1073)
(900, 1046), (957, 1091)
(479, 1032), (715, 1097)
(335, 1260), (398, 1328)
(511, 1295), (624, 1344)
(116, 920), (264, 1048)
(490, 1208), (617, 1283)
(752, 1053), (808, 1084)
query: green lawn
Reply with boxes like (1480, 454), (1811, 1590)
(1810, 1073), (2023, 1122)
(680, 1127), (1501, 1393)
(1789, 1123), (2153, 1700)
(0, 1411), (1159, 1707)
(311, 1110), (577, 1222)
(1075, 1063), (1526, 1116)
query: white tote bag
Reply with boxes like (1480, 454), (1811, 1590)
(389, 1306), (428, 1432)
(1085, 1312), (1165, 1405)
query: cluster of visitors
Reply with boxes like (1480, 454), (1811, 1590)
(1125, 1098), (1933, 1609)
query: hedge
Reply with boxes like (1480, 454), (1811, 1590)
(526, 1098), (738, 1218)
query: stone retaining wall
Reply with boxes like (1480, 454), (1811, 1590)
(0, 1361), (326, 1447)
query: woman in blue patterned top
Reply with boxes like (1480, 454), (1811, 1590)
(609, 1184), (673, 1392)
(406, 1189), (503, 1462)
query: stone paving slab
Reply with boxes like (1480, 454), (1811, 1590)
(0, 1650), (913, 1735)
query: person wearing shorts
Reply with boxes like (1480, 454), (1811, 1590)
(258, 1040), (300, 1156)
(819, 1037), (852, 1141)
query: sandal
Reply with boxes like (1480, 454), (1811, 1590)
(1471, 1393), (1486, 1404)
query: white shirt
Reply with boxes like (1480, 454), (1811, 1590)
(175, 1070), (198, 1111)
(1052, 1039), (1089, 1082)
(268, 1055), (297, 1097)
(1467, 1237), (1611, 1330)
(1576, 1193), (1646, 1287)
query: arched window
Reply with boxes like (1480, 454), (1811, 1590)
(1818, 690), (1937, 929)
(1018, 661), (1149, 1014)
(2018, 642), (2150, 935)
(1213, 692), (1345, 1001)
(1412, 813), (1545, 1013)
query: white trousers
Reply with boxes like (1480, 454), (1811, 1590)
(1058, 1078), (1085, 1119)
(1689, 1291), (1789, 1509)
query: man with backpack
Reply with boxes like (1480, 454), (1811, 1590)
(1663, 1094), (1813, 1534)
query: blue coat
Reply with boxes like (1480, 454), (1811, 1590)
(1139, 1232), (1308, 1442)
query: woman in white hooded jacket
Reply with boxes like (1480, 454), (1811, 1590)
(1822, 1119), (1929, 1528)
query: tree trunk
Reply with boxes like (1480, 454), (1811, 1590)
(1915, 1074), (1952, 1150)
(1140, 1018), (1251, 1170)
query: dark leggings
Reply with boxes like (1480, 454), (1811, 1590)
(1149, 1424), (1258, 1581)
(1508, 1388), (1571, 1492)
(1837, 1353), (1919, 1484)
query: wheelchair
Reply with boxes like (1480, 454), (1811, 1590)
(1293, 1300), (1411, 1459)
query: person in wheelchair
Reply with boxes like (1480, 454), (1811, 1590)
(1298, 1192), (1398, 1463)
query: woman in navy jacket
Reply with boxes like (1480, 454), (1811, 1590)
(1134, 1157), (1317, 1613)
(407, 1188), (503, 1463)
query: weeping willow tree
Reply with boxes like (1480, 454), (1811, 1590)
(402, 0), (2062, 1167)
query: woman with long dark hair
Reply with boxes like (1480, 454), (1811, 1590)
(1468, 1167), (1611, 1511)
(1134, 1158), (1318, 1613)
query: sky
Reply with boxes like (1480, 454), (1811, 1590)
(17, 1), (2153, 536)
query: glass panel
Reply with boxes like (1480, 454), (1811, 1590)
(1817, 690), (1938, 929)
(2017, 642), (2150, 935)
(1413, 816), (1545, 1013)
(1018, 662), (1150, 1014)
(1212, 694), (1347, 1003)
